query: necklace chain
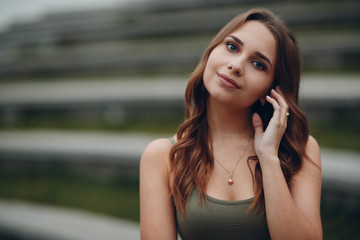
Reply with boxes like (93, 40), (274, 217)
(214, 138), (251, 185)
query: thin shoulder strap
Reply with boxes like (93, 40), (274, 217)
(168, 137), (176, 146)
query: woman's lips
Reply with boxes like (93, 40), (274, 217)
(217, 72), (240, 89)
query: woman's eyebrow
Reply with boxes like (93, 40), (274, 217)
(230, 35), (244, 46)
(229, 35), (273, 68)
(255, 51), (272, 68)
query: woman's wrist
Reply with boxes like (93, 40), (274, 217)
(258, 154), (281, 168)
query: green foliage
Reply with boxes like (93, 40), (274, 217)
(0, 167), (140, 222)
(310, 119), (360, 152)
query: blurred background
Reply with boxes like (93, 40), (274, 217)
(0, 0), (359, 239)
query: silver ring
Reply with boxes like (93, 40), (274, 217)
(286, 112), (290, 117)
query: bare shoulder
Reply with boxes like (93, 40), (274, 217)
(306, 135), (320, 156)
(289, 136), (322, 202)
(304, 135), (321, 169)
(140, 138), (173, 172)
(291, 135), (321, 184)
(142, 138), (173, 160)
(140, 138), (178, 239)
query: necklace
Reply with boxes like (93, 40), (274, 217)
(214, 138), (251, 185)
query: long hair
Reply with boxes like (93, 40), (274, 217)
(169, 8), (309, 218)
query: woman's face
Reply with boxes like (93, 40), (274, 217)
(203, 20), (277, 110)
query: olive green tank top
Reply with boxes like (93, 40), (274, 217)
(175, 187), (270, 240)
(169, 138), (270, 239)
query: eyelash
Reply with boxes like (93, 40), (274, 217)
(225, 41), (267, 71)
(226, 41), (238, 53)
(252, 61), (266, 71)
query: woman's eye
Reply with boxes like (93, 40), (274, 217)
(253, 61), (266, 70)
(226, 42), (238, 52)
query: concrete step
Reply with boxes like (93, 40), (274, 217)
(0, 130), (359, 239)
(0, 198), (140, 240)
(0, 130), (359, 191)
(0, 75), (359, 107)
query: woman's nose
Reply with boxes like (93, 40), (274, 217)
(227, 61), (244, 76)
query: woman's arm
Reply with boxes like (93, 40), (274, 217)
(252, 87), (322, 240)
(140, 139), (177, 240)
(260, 136), (322, 240)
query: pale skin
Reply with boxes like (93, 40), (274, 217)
(140, 21), (322, 240)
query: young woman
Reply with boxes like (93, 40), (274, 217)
(140, 8), (322, 240)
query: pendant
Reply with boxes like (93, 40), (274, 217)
(228, 173), (234, 185)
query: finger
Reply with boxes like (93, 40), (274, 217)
(271, 88), (289, 124)
(252, 112), (264, 135)
(275, 86), (290, 117)
(265, 94), (281, 122)
(271, 88), (288, 110)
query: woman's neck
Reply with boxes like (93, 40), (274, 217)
(207, 98), (254, 142)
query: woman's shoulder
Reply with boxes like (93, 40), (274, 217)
(304, 135), (321, 169)
(140, 137), (175, 172)
(290, 135), (321, 191)
(305, 136), (320, 157)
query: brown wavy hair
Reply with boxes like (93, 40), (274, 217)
(169, 8), (309, 218)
